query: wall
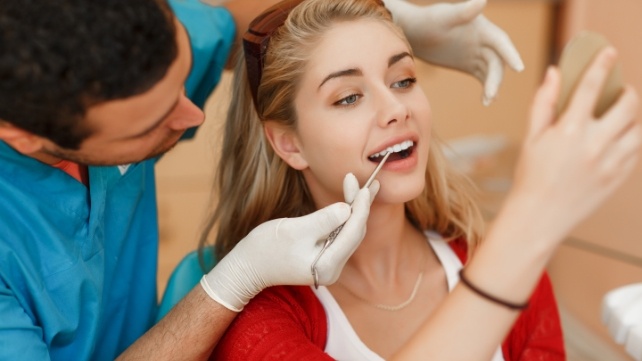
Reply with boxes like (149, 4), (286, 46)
(156, 75), (232, 296)
(547, 1), (642, 359)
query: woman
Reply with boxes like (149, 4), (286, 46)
(203, 0), (640, 359)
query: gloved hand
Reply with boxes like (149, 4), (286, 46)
(200, 173), (380, 312)
(384, 0), (524, 105)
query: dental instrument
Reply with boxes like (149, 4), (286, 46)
(311, 150), (392, 288)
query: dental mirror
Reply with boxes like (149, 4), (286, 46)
(557, 31), (624, 118)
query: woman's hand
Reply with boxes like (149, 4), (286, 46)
(384, 0), (524, 105)
(510, 47), (640, 243)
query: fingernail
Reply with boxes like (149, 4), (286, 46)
(544, 66), (554, 82)
(603, 47), (617, 61)
(515, 61), (525, 73)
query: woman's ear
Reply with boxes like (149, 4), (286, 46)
(0, 122), (45, 155)
(263, 121), (309, 170)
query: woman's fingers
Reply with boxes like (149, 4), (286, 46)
(603, 122), (642, 174)
(526, 67), (560, 142)
(597, 85), (640, 145)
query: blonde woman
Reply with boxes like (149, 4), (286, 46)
(203, 0), (641, 359)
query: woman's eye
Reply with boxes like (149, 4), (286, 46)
(335, 93), (360, 106)
(392, 77), (417, 89)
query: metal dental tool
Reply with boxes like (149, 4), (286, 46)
(311, 150), (392, 289)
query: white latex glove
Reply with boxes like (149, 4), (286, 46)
(602, 283), (642, 360)
(384, 0), (524, 105)
(200, 173), (379, 311)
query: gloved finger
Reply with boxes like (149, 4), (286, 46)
(366, 180), (380, 203)
(280, 202), (351, 242)
(440, 0), (487, 27)
(480, 17), (524, 72)
(343, 173), (360, 204)
(481, 46), (504, 106)
(330, 187), (373, 254)
(316, 187), (373, 284)
(473, 66), (486, 87)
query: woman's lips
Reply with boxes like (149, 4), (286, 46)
(370, 145), (419, 172)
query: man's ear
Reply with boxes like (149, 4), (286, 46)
(263, 121), (308, 170)
(0, 122), (45, 155)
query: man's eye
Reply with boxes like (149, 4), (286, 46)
(392, 77), (417, 89)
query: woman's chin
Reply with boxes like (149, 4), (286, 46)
(375, 184), (424, 205)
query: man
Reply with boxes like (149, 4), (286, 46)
(0, 0), (522, 359)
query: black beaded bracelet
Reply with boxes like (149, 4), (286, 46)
(458, 269), (529, 311)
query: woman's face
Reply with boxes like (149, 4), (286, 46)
(287, 19), (432, 207)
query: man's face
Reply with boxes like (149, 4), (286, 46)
(38, 19), (203, 166)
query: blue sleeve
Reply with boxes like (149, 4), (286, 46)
(170, 0), (236, 139)
(0, 279), (50, 361)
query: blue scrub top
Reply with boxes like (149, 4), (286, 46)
(0, 1), (235, 360)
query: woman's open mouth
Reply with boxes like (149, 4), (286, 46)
(368, 140), (415, 163)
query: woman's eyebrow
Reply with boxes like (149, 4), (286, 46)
(318, 68), (362, 90)
(389, 51), (413, 67)
(317, 51), (413, 90)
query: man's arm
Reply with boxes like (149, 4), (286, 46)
(116, 287), (234, 361)
(117, 179), (376, 360)
(117, 288), (235, 361)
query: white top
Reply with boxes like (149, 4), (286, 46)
(311, 232), (505, 361)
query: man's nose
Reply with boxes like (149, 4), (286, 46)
(166, 94), (205, 131)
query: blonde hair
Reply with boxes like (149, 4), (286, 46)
(200, 0), (484, 261)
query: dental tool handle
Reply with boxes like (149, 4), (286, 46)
(311, 151), (392, 288)
(363, 151), (392, 190)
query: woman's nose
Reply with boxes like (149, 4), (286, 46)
(375, 88), (410, 127)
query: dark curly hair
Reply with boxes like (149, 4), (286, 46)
(0, 0), (178, 149)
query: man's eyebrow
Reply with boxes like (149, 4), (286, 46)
(126, 95), (180, 139)
(317, 51), (414, 90)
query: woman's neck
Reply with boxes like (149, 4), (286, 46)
(341, 202), (426, 286)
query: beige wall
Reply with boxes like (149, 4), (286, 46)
(156, 75), (231, 295)
(556, 0), (642, 260)
(419, 0), (554, 143)
(547, 1), (642, 359)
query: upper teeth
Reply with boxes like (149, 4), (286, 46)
(370, 140), (414, 158)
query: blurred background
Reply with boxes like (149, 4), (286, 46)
(156, 1), (642, 359)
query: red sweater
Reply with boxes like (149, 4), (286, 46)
(212, 239), (565, 360)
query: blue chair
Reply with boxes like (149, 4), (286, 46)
(157, 247), (217, 322)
